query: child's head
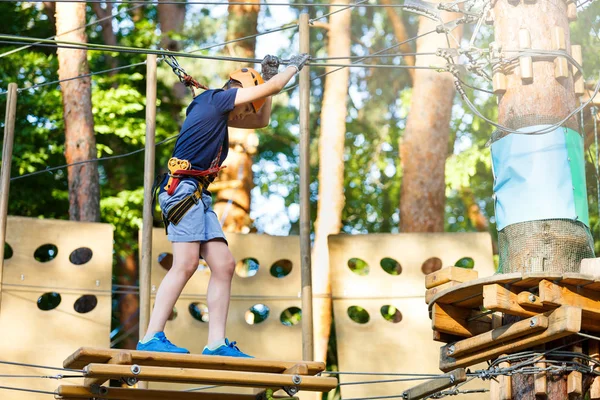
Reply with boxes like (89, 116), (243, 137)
(225, 68), (265, 119)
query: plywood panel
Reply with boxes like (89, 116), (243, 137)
(330, 233), (495, 399)
(328, 233), (495, 298)
(148, 229), (301, 297)
(0, 217), (112, 400)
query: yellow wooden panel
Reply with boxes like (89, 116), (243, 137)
(147, 229), (301, 297)
(0, 217), (112, 400)
(328, 233), (495, 298)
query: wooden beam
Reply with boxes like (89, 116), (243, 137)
(425, 281), (461, 304)
(83, 364), (338, 392)
(445, 314), (549, 358)
(439, 306), (582, 372)
(84, 351), (133, 386)
(517, 291), (547, 310)
(56, 385), (265, 400)
(534, 356), (547, 397)
(431, 303), (493, 338)
(64, 348), (325, 375)
(403, 368), (466, 400)
(432, 330), (463, 344)
(425, 267), (478, 289)
(539, 279), (600, 318)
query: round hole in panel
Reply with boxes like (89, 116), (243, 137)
(347, 258), (369, 276)
(69, 247), (93, 265)
(380, 305), (403, 323)
(270, 259), (293, 278)
(189, 302), (209, 323)
(74, 295), (98, 313)
(4, 243), (12, 260)
(158, 252), (173, 271)
(455, 257), (475, 269)
(34, 244), (58, 263)
(169, 306), (178, 321)
(235, 258), (259, 278)
(37, 292), (61, 311)
(347, 306), (370, 324)
(280, 307), (302, 326)
(380, 257), (402, 275)
(421, 257), (443, 275)
(245, 304), (270, 325)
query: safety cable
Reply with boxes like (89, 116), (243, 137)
(309, 0), (369, 24)
(0, 360), (83, 374)
(0, 385), (56, 396)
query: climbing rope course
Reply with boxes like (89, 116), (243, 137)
(0, 0), (599, 399)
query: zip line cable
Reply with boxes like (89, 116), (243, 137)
(0, 385), (56, 396)
(309, 0), (369, 23)
(0, 3), (144, 59)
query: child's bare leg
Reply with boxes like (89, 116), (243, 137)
(200, 239), (235, 343)
(145, 241), (200, 338)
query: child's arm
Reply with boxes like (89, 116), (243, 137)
(229, 54), (309, 129)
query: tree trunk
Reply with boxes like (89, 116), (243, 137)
(212, 0), (260, 233)
(56, 2), (101, 222)
(312, 0), (351, 364)
(493, 0), (592, 397)
(399, 8), (461, 232)
(42, 1), (55, 26)
(91, 2), (118, 71)
(380, 0), (415, 82)
(158, 0), (187, 51)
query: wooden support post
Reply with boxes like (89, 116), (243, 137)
(0, 83), (17, 310)
(493, 72), (507, 95)
(139, 54), (157, 380)
(403, 368), (466, 400)
(425, 267), (478, 289)
(439, 306), (582, 371)
(490, 359), (512, 400)
(572, 45), (585, 97)
(589, 340), (600, 399)
(534, 355), (547, 398)
(519, 28), (533, 83)
(298, 12), (314, 362)
(83, 364), (338, 391)
(567, 343), (583, 398)
(552, 26), (569, 80)
(567, 2), (577, 22)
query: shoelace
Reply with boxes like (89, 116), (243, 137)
(159, 335), (177, 347)
(226, 340), (241, 351)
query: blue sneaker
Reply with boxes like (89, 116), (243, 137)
(201, 339), (253, 358)
(136, 332), (190, 354)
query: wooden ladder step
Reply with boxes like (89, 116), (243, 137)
(82, 364), (338, 392)
(64, 348), (325, 375)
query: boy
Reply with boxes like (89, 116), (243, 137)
(137, 53), (310, 357)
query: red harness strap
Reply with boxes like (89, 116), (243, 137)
(166, 165), (225, 195)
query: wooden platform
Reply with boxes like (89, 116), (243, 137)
(57, 348), (337, 399)
(426, 272), (600, 372)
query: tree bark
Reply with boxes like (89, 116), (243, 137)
(158, 0), (187, 51)
(42, 1), (56, 26)
(380, 0), (415, 82)
(213, 0), (260, 233)
(399, 8), (461, 232)
(312, 0), (351, 364)
(91, 2), (118, 71)
(56, 2), (101, 222)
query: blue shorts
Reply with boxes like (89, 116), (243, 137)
(158, 180), (227, 244)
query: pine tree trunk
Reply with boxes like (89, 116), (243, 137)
(213, 0), (260, 233)
(312, 0), (351, 364)
(91, 3), (118, 71)
(399, 9), (461, 232)
(56, 2), (100, 222)
(158, 0), (187, 51)
(380, 0), (415, 81)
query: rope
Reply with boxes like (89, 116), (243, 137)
(0, 3), (144, 59)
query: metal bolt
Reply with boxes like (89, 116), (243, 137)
(292, 374), (302, 385)
(130, 364), (141, 375)
(95, 280), (100, 287)
(529, 294), (536, 302)
(530, 317), (537, 327)
(447, 345), (455, 356)
(450, 375), (456, 384)
(126, 377), (138, 386)
(99, 386), (108, 395)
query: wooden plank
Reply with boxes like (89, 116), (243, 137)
(567, 371), (583, 397)
(539, 279), (600, 318)
(516, 292), (547, 310)
(534, 356), (547, 397)
(445, 314), (549, 358)
(404, 368), (466, 400)
(561, 273), (594, 287)
(425, 281), (461, 304)
(590, 340), (600, 400)
(489, 358), (511, 400)
(84, 351), (133, 387)
(431, 303), (492, 338)
(439, 306), (582, 372)
(580, 258), (600, 278)
(512, 273), (563, 289)
(64, 348), (325, 375)
(428, 273), (523, 309)
(425, 267), (478, 289)
(56, 385), (265, 400)
(83, 364), (338, 392)
(432, 330), (463, 344)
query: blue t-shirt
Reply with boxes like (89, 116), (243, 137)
(161, 88), (238, 193)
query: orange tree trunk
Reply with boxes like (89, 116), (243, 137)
(56, 2), (100, 222)
(213, 0), (259, 233)
(399, 9), (461, 232)
(312, 0), (351, 364)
